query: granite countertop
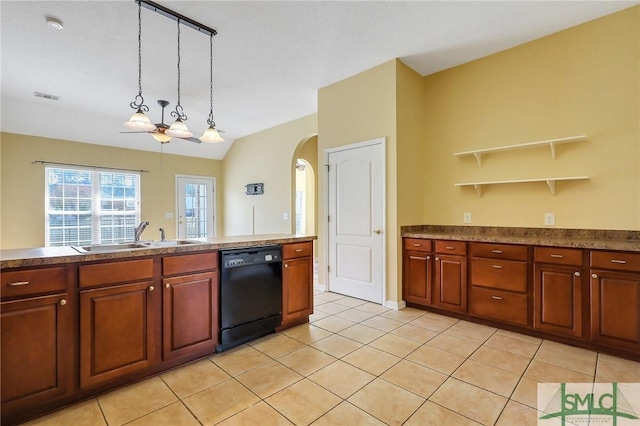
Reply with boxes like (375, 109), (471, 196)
(0, 234), (316, 269)
(401, 225), (640, 252)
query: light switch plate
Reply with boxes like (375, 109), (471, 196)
(165, 212), (173, 219)
(463, 212), (472, 224)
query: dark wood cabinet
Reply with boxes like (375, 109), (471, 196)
(79, 259), (157, 389)
(1, 266), (74, 425)
(80, 280), (159, 389)
(403, 239), (433, 306)
(281, 242), (313, 327)
(434, 241), (467, 313)
(534, 247), (584, 338)
(590, 250), (640, 354)
(162, 271), (219, 360)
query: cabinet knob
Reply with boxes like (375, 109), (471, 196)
(59, 299), (67, 306)
(426, 256), (431, 260)
(591, 273), (598, 279)
(284, 264), (289, 268)
(435, 257), (439, 261)
(149, 285), (155, 292)
(165, 283), (171, 289)
(574, 271), (581, 277)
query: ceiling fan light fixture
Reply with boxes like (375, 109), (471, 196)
(125, 110), (156, 131)
(166, 118), (192, 138)
(199, 125), (223, 143)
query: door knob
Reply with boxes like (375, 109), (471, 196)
(373, 229), (381, 235)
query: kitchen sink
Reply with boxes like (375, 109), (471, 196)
(71, 242), (149, 253)
(143, 240), (200, 247)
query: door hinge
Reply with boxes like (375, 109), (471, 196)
(325, 164), (330, 172)
(328, 265), (331, 273)
(328, 215), (330, 222)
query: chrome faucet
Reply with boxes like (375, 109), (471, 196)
(134, 221), (149, 241)
(159, 228), (166, 241)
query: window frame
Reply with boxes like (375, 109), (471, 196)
(44, 166), (141, 247)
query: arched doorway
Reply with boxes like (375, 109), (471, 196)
(292, 134), (317, 238)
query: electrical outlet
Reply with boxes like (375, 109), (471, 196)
(283, 212), (289, 220)
(463, 212), (472, 224)
(544, 213), (555, 226)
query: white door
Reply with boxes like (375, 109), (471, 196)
(327, 139), (384, 303)
(176, 176), (216, 239)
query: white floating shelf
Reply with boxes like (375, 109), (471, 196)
(454, 176), (589, 197)
(453, 135), (587, 166)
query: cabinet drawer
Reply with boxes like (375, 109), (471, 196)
(470, 286), (528, 326)
(435, 240), (466, 255)
(590, 250), (640, 273)
(535, 247), (583, 266)
(283, 242), (313, 259)
(79, 259), (154, 288)
(2, 267), (69, 299)
(471, 258), (527, 292)
(471, 243), (527, 261)
(163, 252), (218, 276)
(403, 238), (432, 252)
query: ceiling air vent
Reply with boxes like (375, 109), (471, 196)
(34, 92), (60, 101)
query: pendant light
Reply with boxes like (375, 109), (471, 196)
(199, 34), (224, 143)
(166, 20), (192, 138)
(124, 1), (156, 132)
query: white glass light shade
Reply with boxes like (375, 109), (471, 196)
(124, 111), (156, 131)
(166, 118), (193, 138)
(151, 132), (172, 143)
(199, 126), (224, 143)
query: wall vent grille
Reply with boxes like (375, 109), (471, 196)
(34, 92), (60, 101)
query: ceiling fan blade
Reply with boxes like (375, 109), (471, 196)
(179, 136), (202, 144)
(120, 131), (156, 134)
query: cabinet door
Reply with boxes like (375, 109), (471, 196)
(590, 270), (640, 353)
(80, 281), (159, 389)
(404, 251), (432, 305)
(163, 272), (219, 360)
(1, 294), (73, 412)
(282, 257), (313, 325)
(534, 265), (583, 338)
(434, 255), (467, 312)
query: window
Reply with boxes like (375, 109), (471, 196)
(45, 167), (141, 246)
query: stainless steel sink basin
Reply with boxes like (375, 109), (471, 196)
(71, 242), (149, 253)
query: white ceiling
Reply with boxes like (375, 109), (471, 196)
(2, 1), (637, 160)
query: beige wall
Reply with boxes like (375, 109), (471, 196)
(317, 60), (400, 303)
(0, 133), (222, 249)
(221, 114), (317, 236)
(422, 6), (640, 230)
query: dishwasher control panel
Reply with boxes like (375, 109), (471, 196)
(220, 246), (282, 268)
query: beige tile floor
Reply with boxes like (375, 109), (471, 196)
(24, 290), (640, 426)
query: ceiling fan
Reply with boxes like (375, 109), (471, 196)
(121, 100), (203, 144)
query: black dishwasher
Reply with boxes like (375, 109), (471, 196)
(217, 246), (282, 352)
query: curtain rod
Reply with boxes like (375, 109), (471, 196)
(32, 160), (150, 174)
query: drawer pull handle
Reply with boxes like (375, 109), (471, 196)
(409, 256), (427, 261)
(59, 299), (67, 306)
(611, 259), (627, 264)
(550, 254), (564, 258)
(492, 265), (503, 269)
(492, 250), (503, 254)
(7, 281), (30, 286)
(295, 249), (304, 252)
(446, 246), (455, 250)
(491, 296), (503, 300)
(413, 244), (422, 247)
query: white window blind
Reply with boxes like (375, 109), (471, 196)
(45, 167), (141, 247)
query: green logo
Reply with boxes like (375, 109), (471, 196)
(539, 383), (639, 426)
